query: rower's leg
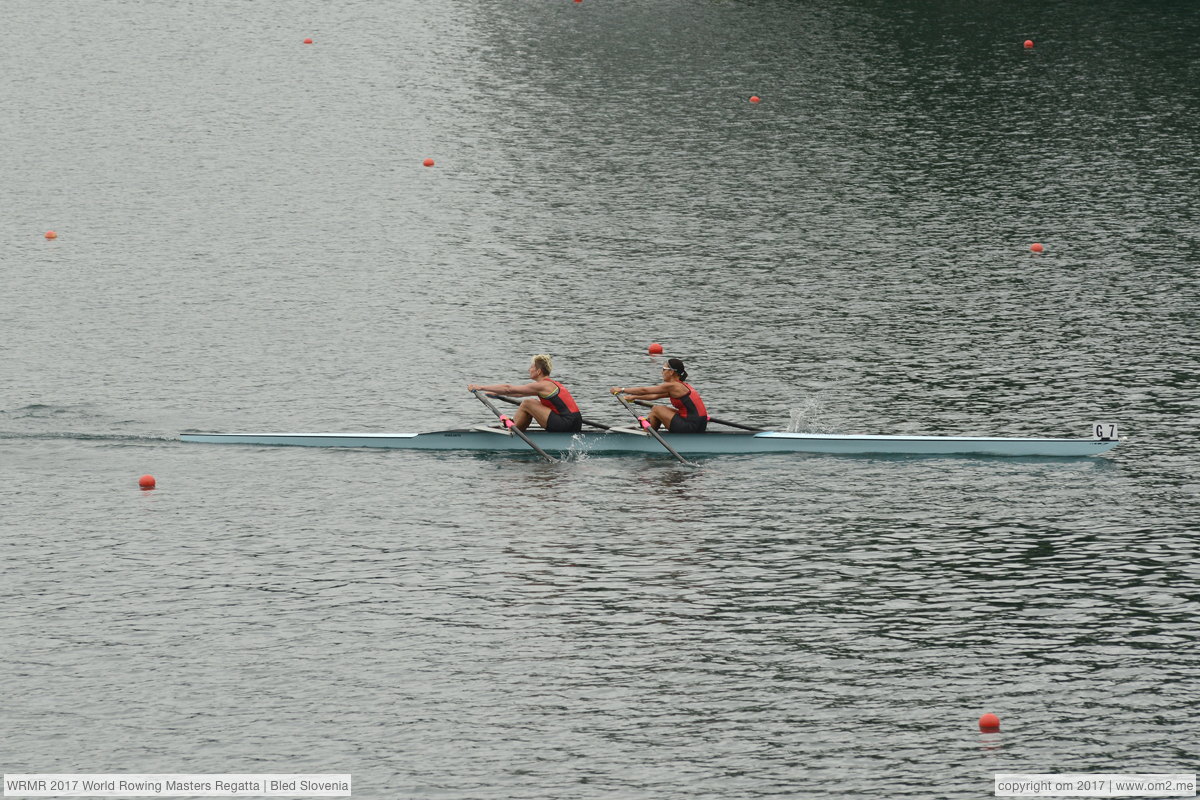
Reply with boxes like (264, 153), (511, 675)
(516, 398), (552, 431)
(647, 405), (676, 431)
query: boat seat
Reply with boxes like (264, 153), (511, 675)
(470, 423), (513, 436)
(608, 425), (649, 436)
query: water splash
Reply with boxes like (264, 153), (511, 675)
(786, 396), (841, 434)
(563, 431), (596, 462)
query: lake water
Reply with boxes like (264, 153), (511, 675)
(2, 1), (1197, 798)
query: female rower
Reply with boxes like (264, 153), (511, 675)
(468, 354), (584, 433)
(612, 357), (709, 433)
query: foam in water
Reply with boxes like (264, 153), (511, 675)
(786, 396), (841, 434)
(564, 431), (595, 462)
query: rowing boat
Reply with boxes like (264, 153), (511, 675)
(178, 429), (1118, 457)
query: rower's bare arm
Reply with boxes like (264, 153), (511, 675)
(614, 382), (671, 400)
(468, 382), (541, 396)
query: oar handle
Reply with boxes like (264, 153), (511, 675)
(626, 398), (764, 432)
(471, 390), (558, 463)
(488, 394), (613, 431)
(613, 394), (697, 467)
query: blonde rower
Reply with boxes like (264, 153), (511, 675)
(468, 354), (583, 433)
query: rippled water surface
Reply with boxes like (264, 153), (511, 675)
(2, 1), (1198, 798)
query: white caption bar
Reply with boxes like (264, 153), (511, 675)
(3, 775), (351, 797)
(996, 774), (1196, 797)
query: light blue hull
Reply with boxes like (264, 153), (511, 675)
(179, 429), (1118, 457)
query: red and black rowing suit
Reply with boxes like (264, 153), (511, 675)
(539, 379), (583, 432)
(667, 383), (709, 433)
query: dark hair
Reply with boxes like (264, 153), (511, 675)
(666, 358), (688, 381)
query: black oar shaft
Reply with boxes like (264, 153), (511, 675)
(471, 390), (557, 463)
(489, 394), (612, 431)
(613, 394), (696, 467)
(627, 398), (764, 432)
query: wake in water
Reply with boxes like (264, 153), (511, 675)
(0, 404), (175, 444)
(1, 403), (93, 419)
(0, 431), (177, 444)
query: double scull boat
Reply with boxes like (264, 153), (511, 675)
(178, 428), (1119, 458)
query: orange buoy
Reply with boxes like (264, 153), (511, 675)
(303, 38), (313, 44)
(138, 474), (157, 490)
(1024, 40), (1034, 49)
(1030, 242), (1044, 253)
(750, 95), (761, 103)
(423, 158), (435, 167)
(979, 713), (1000, 732)
(44, 231), (57, 239)
(648, 343), (664, 355)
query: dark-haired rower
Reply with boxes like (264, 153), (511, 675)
(611, 357), (709, 433)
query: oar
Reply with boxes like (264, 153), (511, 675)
(489, 394), (614, 431)
(627, 398), (765, 432)
(471, 390), (557, 463)
(612, 393), (697, 467)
